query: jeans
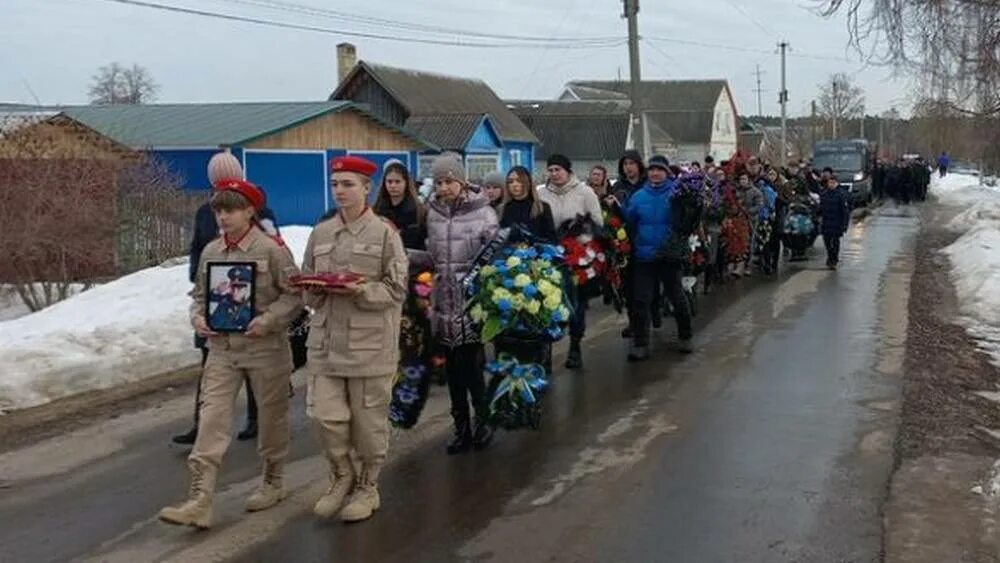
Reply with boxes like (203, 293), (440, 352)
(445, 343), (486, 420)
(823, 234), (842, 265)
(630, 261), (693, 345)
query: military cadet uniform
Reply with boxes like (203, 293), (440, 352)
(160, 179), (303, 529)
(303, 156), (408, 523)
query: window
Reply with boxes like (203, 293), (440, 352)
(509, 149), (523, 167)
(417, 154), (437, 183)
(466, 153), (500, 183)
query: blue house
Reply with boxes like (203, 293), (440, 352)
(60, 102), (433, 226)
(330, 58), (538, 183)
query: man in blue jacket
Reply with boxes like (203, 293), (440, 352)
(819, 176), (851, 270)
(625, 155), (694, 361)
(937, 151), (950, 177)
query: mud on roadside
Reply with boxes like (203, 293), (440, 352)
(884, 204), (1000, 563)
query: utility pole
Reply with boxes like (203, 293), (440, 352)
(754, 64), (765, 116)
(811, 100), (817, 147)
(831, 80), (839, 138)
(624, 0), (646, 159)
(778, 41), (789, 167)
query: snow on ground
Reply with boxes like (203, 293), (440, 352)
(935, 174), (1000, 366)
(0, 284), (88, 322)
(0, 226), (313, 413)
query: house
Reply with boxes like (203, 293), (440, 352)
(60, 101), (432, 225)
(739, 121), (812, 164)
(0, 111), (139, 280)
(331, 44), (539, 182)
(560, 79), (739, 164)
(508, 99), (679, 178)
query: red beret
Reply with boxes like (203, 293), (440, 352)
(213, 178), (265, 211)
(331, 155), (378, 177)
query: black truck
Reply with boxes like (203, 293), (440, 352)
(812, 139), (875, 207)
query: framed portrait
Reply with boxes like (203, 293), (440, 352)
(206, 261), (257, 333)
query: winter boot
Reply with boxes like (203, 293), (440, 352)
(627, 343), (650, 362)
(159, 460), (216, 529)
(313, 457), (355, 519)
(565, 338), (583, 370)
(676, 338), (695, 354)
(340, 464), (382, 523)
(245, 460), (285, 512)
(472, 414), (494, 451)
(446, 413), (473, 455)
(171, 426), (197, 446)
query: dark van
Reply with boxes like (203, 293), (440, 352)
(812, 139), (874, 207)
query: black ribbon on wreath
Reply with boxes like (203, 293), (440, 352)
(389, 271), (436, 429)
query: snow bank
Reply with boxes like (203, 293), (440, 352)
(937, 174), (1000, 366)
(0, 226), (313, 412)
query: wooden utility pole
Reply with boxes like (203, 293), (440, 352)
(624, 0), (646, 158)
(778, 42), (789, 167)
(754, 64), (765, 116)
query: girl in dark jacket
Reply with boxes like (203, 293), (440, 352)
(374, 162), (426, 250)
(498, 166), (557, 243)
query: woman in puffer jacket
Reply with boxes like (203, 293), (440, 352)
(420, 153), (499, 455)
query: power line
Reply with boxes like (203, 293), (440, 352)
(93, 0), (628, 49)
(207, 0), (624, 46)
(720, 0), (776, 38)
(645, 36), (850, 62)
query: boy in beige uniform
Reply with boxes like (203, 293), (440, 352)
(303, 156), (407, 523)
(160, 178), (302, 529)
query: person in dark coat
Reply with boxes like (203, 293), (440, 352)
(613, 150), (647, 208)
(498, 166), (556, 242)
(819, 176), (851, 270)
(373, 161), (427, 250)
(613, 150), (649, 339)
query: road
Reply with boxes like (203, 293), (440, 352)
(0, 207), (918, 563)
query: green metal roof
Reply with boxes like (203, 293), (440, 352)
(58, 101), (432, 149)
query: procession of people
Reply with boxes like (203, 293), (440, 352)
(163, 145), (924, 530)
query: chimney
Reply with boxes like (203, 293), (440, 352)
(337, 43), (357, 85)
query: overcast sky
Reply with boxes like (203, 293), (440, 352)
(1, 0), (912, 116)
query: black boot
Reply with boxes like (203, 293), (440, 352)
(237, 418), (258, 441)
(627, 342), (650, 362)
(472, 415), (494, 451)
(565, 338), (583, 369)
(446, 414), (473, 455)
(621, 327), (632, 339)
(171, 426), (198, 445)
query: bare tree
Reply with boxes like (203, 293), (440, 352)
(817, 73), (865, 138)
(88, 62), (159, 105)
(818, 0), (1000, 116)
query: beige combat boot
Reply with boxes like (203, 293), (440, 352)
(245, 460), (286, 512)
(313, 457), (354, 519)
(159, 460), (216, 529)
(340, 464), (381, 523)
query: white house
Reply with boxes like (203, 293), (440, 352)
(560, 79), (739, 163)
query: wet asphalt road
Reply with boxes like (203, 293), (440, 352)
(0, 207), (918, 563)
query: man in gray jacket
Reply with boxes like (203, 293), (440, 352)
(538, 154), (603, 369)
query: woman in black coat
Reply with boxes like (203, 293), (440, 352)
(373, 161), (427, 249)
(497, 166), (556, 243)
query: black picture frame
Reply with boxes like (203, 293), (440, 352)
(206, 261), (257, 333)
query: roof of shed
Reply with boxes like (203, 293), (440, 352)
(59, 101), (431, 148)
(403, 113), (496, 151)
(333, 62), (538, 144)
(508, 101), (630, 161)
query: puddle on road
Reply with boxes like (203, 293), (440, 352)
(770, 270), (830, 319)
